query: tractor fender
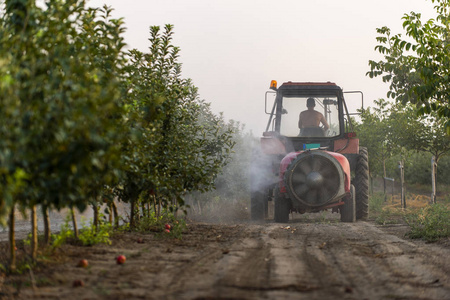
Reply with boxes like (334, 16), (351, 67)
(326, 151), (351, 192)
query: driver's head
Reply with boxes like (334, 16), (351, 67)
(307, 97), (316, 108)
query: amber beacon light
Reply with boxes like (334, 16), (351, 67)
(270, 80), (277, 90)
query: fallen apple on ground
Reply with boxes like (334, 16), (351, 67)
(165, 224), (171, 230)
(77, 259), (89, 268)
(116, 255), (126, 264)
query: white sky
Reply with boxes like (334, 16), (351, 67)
(87, 0), (437, 134)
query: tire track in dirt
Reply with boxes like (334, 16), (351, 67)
(4, 220), (450, 300)
(166, 221), (450, 300)
(332, 222), (450, 299)
(265, 221), (450, 300)
(166, 225), (272, 300)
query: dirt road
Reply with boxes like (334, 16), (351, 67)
(3, 215), (450, 300)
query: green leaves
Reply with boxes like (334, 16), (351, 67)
(0, 0), (127, 216)
(0, 2), (235, 226)
(116, 25), (235, 215)
(367, 0), (450, 134)
(355, 98), (450, 183)
(405, 203), (450, 242)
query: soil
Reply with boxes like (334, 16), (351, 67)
(1, 211), (449, 300)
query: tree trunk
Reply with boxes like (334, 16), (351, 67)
(431, 155), (437, 204)
(42, 205), (51, 244)
(109, 202), (113, 225)
(399, 160), (406, 209)
(9, 205), (16, 272)
(157, 197), (161, 218)
(31, 205), (38, 261)
(383, 159), (387, 201)
(173, 197), (178, 218)
(93, 203), (99, 232)
(141, 201), (146, 219)
(71, 207), (79, 239)
(130, 198), (136, 228)
(112, 201), (119, 228)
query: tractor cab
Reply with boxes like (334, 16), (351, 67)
(251, 80), (369, 223)
(263, 80), (361, 154)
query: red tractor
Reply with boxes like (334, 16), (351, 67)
(250, 81), (369, 222)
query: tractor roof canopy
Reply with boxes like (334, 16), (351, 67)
(278, 82), (343, 96)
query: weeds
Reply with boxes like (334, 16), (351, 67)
(78, 221), (113, 246)
(52, 214), (113, 248)
(371, 191), (450, 242)
(404, 203), (450, 242)
(369, 192), (386, 215)
(376, 208), (410, 225)
(441, 193), (450, 204)
(50, 208), (187, 250)
(14, 261), (33, 275)
(369, 193), (399, 225)
(134, 209), (187, 239)
(319, 211), (329, 223)
(52, 214), (74, 248)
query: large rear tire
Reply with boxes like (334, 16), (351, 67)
(341, 184), (356, 222)
(274, 188), (290, 223)
(355, 147), (369, 220)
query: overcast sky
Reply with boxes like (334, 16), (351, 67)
(87, 0), (437, 134)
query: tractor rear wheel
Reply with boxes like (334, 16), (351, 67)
(355, 147), (369, 220)
(274, 188), (290, 223)
(341, 184), (356, 222)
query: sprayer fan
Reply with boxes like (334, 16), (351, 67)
(285, 151), (342, 207)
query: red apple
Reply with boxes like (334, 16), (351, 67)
(77, 259), (89, 268)
(165, 224), (171, 230)
(116, 255), (126, 264)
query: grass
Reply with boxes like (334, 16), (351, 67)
(134, 209), (187, 240)
(369, 191), (450, 242)
(369, 192), (404, 225)
(51, 214), (113, 248)
(404, 203), (450, 242)
(441, 193), (450, 204)
(49, 208), (187, 249)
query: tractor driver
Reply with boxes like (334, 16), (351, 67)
(298, 97), (329, 137)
